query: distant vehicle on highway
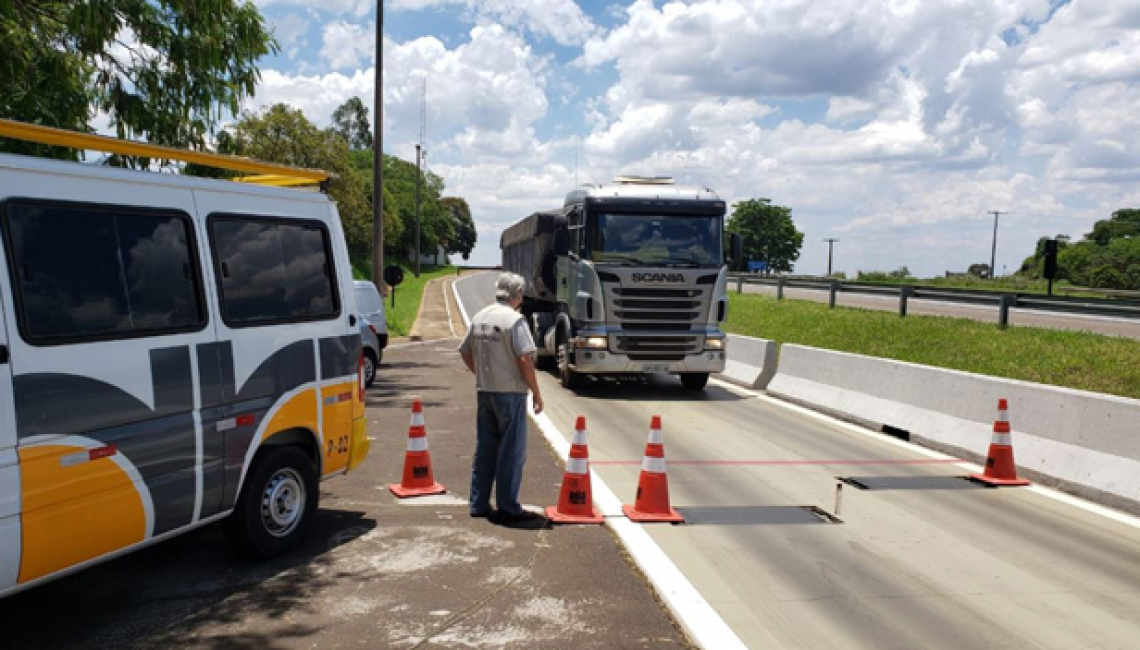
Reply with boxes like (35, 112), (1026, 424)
(354, 280), (388, 387)
(501, 176), (742, 391)
(0, 121), (371, 600)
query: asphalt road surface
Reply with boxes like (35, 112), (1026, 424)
(739, 283), (1140, 340)
(457, 272), (1140, 650)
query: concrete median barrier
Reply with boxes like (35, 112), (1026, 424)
(718, 334), (778, 389)
(767, 344), (1140, 512)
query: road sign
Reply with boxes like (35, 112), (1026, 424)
(384, 265), (405, 287)
(747, 260), (768, 273)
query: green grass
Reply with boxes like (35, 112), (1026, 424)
(386, 264), (455, 336)
(726, 293), (1140, 400)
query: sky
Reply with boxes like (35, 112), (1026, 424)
(245, 0), (1140, 277)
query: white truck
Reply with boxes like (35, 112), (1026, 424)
(501, 176), (741, 391)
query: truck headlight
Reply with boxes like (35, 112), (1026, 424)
(705, 337), (726, 351)
(577, 336), (608, 349)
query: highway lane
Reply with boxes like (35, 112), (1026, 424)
(456, 272), (1140, 649)
(739, 283), (1140, 340)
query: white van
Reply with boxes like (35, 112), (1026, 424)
(0, 126), (371, 598)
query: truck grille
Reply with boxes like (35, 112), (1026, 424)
(605, 284), (706, 358)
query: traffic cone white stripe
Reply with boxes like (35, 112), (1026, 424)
(566, 457), (590, 475)
(407, 437), (429, 452)
(647, 429), (664, 444)
(411, 412), (425, 427)
(991, 432), (1012, 446)
(572, 431), (588, 445)
(642, 456), (667, 473)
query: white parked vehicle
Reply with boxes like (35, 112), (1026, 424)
(355, 280), (388, 387)
(0, 119), (372, 599)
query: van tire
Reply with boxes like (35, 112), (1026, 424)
(225, 446), (319, 559)
(680, 373), (709, 391)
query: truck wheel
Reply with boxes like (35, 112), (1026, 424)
(536, 353), (556, 372)
(224, 446), (319, 559)
(557, 339), (582, 390)
(680, 373), (709, 391)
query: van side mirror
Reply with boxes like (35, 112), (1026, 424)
(728, 233), (743, 264)
(553, 228), (569, 257)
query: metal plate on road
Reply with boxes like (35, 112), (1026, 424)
(641, 364), (670, 373)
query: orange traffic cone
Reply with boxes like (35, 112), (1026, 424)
(388, 399), (446, 497)
(546, 416), (604, 524)
(970, 399), (1030, 487)
(622, 416), (684, 523)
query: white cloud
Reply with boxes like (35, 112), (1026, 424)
(250, 0), (1140, 274)
(390, 0), (597, 46)
(320, 20), (374, 70)
(270, 12), (311, 60)
(254, 0), (372, 18)
(252, 24), (548, 135)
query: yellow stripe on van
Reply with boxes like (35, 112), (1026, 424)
(320, 383), (356, 475)
(260, 389), (320, 448)
(17, 445), (146, 584)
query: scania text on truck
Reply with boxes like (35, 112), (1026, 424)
(500, 176), (742, 391)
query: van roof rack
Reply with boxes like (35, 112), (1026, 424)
(0, 118), (330, 187)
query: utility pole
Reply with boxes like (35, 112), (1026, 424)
(988, 210), (1007, 279)
(823, 238), (839, 276)
(413, 76), (426, 278)
(371, 0), (385, 293)
(414, 143), (421, 278)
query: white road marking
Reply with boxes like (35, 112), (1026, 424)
(442, 277), (457, 337)
(453, 273), (746, 650)
(709, 376), (1140, 532)
(451, 277), (471, 329)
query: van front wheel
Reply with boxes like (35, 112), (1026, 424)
(225, 446), (319, 559)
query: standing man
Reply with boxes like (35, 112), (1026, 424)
(459, 272), (545, 523)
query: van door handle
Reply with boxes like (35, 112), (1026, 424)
(0, 345), (8, 364)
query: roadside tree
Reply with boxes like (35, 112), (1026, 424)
(0, 0), (274, 159)
(727, 198), (804, 274)
(441, 197), (477, 260)
(331, 97), (373, 150)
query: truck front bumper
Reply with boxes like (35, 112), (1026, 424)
(569, 349), (726, 374)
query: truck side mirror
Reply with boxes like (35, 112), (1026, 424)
(729, 233), (743, 264)
(553, 228), (569, 257)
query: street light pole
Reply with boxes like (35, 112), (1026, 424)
(371, 0), (384, 293)
(989, 210), (1007, 279)
(823, 238), (839, 276)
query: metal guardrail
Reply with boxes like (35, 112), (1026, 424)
(727, 274), (1140, 327)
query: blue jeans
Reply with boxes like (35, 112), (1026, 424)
(471, 392), (528, 516)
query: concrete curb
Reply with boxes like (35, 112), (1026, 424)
(767, 344), (1140, 513)
(716, 334), (778, 389)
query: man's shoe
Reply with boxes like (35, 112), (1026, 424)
(470, 509), (493, 518)
(494, 510), (548, 527)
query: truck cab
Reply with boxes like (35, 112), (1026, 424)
(501, 176), (740, 391)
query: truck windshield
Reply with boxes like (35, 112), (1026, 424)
(588, 213), (723, 267)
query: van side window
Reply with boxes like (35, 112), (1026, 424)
(210, 216), (340, 326)
(2, 201), (205, 344)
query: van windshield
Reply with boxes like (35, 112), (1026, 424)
(588, 213), (723, 267)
